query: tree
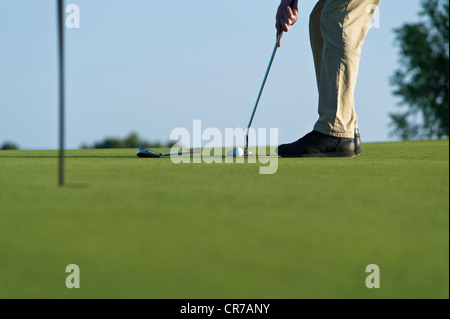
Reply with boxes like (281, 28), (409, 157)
(390, 0), (449, 140)
(83, 132), (176, 149)
(1, 142), (19, 150)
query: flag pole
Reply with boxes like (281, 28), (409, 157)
(57, 0), (65, 186)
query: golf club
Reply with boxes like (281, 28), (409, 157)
(137, 147), (201, 158)
(243, 0), (292, 156)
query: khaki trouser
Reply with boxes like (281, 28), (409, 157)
(310, 0), (381, 138)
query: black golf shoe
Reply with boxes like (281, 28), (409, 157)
(354, 128), (363, 156)
(276, 130), (356, 158)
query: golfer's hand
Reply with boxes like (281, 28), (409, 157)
(276, 0), (299, 47)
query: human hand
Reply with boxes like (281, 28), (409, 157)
(275, 0), (299, 47)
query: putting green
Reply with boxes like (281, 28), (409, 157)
(0, 140), (448, 299)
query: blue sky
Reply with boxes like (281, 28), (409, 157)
(0, 0), (423, 149)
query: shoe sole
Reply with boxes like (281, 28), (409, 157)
(278, 151), (356, 158)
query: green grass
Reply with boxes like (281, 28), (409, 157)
(0, 140), (448, 299)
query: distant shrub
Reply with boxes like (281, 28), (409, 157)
(82, 132), (176, 149)
(1, 142), (19, 150)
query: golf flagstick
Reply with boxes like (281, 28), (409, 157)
(244, 0), (292, 155)
(57, 0), (65, 185)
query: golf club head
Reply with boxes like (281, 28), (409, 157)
(136, 148), (162, 158)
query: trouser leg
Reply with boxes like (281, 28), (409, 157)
(313, 0), (380, 138)
(309, 0), (326, 90)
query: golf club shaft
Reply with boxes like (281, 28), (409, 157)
(245, 34), (282, 151)
(244, 0), (292, 151)
(160, 148), (201, 156)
